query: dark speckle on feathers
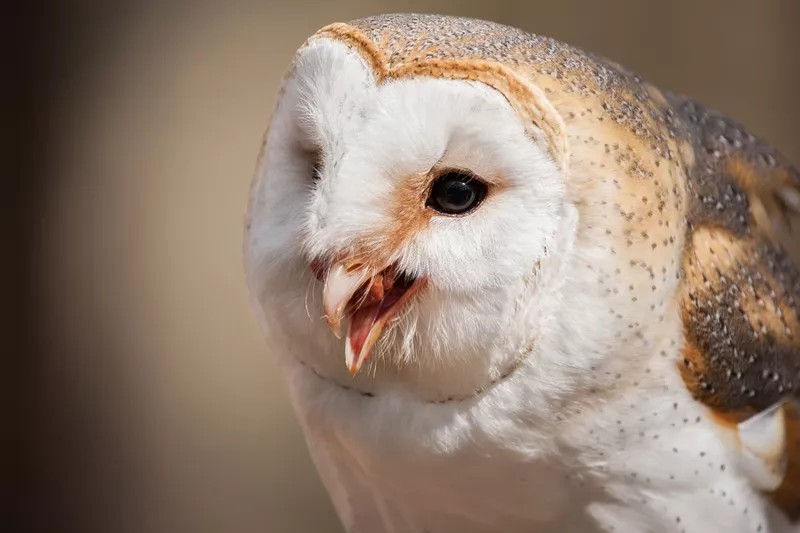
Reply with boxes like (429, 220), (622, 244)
(673, 90), (800, 518)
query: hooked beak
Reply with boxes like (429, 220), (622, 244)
(319, 259), (425, 375)
(322, 262), (370, 339)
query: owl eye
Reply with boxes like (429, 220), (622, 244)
(427, 171), (487, 215)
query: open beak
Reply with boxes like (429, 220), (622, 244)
(320, 259), (425, 375)
(322, 262), (370, 339)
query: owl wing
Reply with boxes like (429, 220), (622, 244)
(672, 95), (800, 518)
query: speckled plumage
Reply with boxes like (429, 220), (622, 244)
(246, 13), (800, 532)
(318, 14), (800, 414)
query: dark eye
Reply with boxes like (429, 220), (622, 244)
(427, 171), (487, 215)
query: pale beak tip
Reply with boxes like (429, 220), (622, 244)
(347, 362), (363, 376)
(344, 338), (365, 376)
(322, 262), (368, 340)
(324, 315), (343, 339)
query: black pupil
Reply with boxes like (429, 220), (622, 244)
(429, 173), (485, 215)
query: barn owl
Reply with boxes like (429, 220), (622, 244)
(243, 13), (800, 533)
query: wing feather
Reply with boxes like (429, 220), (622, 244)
(673, 96), (800, 517)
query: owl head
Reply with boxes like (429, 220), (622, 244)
(244, 16), (675, 401)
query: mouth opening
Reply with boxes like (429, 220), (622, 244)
(343, 266), (424, 375)
(348, 269), (416, 319)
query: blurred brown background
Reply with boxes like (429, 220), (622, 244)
(11, 1), (798, 532)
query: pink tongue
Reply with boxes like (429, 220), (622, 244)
(348, 303), (382, 358)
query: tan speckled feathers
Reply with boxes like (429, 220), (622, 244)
(673, 96), (800, 516)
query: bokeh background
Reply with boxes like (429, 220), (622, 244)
(14, 1), (799, 532)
